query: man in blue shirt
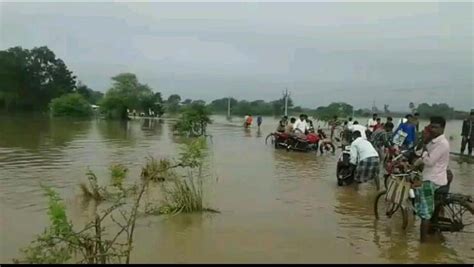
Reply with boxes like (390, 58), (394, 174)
(257, 115), (263, 130)
(393, 114), (417, 149)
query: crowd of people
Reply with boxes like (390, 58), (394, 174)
(275, 114), (315, 136)
(251, 110), (472, 242)
(336, 112), (468, 242)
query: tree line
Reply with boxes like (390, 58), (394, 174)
(1, 46), (469, 120)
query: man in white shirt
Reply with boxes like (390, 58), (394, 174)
(348, 121), (368, 140)
(412, 116), (450, 242)
(347, 117), (354, 127)
(350, 130), (380, 188)
(294, 114), (309, 134)
(367, 113), (378, 132)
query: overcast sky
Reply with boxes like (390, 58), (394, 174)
(1, 1), (472, 111)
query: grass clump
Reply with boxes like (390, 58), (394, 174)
(110, 164), (128, 189)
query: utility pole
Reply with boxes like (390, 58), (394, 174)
(283, 88), (290, 117)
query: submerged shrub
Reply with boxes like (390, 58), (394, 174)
(110, 164), (128, 189)
(49, 93), (93, 117)
(173, 103), (212, 137)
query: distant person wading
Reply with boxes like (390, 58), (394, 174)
(460, 110), (474, 156)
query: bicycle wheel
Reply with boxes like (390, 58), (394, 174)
(374, 191), (408, 229)
(432, 195), (474, 233)
(265, 133), (275, 145)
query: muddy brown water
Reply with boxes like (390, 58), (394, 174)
(0, 114), (473, 263)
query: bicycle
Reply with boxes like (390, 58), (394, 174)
(374, 171), (474, 234)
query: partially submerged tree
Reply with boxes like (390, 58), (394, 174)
(166, 94), (182, 113)
(100, 73), (164, 120)
(173, 103), (212, 137)
(76, 81), (104, 105)
(49, 93), (93, 117)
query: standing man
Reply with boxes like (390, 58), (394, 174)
(460, 111), (474, 155)
(350, 130), (381, 189)
(367, 113), (378, 132)
(413, 116), (450, 242)
(348, 117), (354, 127)
(329, 115), (339, 140)
(257, 115), (263, 130)
(276, 116), (288, 133)
(294, 114), (309, 134)
(370, 122), (394, 160)
(373, 118), (383, 131)
(285, 117), (297, 135)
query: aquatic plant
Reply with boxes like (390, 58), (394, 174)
(141, 157), (178, 182)
(15, 181), (148, 264)
(173, 103), (212, 137)
(110, 164), (128, 189)
(157, 169), (218, 215)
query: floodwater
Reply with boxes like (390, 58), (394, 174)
(0, 114), (472, 263)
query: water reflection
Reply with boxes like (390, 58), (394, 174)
(244, 127), (252, 137)
(96, 120), (136, 146)
(140, 118), (163, 137)
(0, 115), (91, 150)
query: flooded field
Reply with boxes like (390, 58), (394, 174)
(0, 114), (473, 263)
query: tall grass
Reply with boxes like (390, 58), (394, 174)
(158, 166), (218, 215)
(110, 164), (128, 189)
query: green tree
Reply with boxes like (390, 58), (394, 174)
(417, 103), (455, 119)
(139, 92), (164, 117)
(100, 73), (163, 119)
(49, 93), (93, 117)
(292, 106), (303, 113)
(182, 99), (192, 105)
(76, 81), (104, 105)
(166, 94), (181, 113)
(174, 103), (212, 137)
(0, 46), (77, 111)
(314, 102), (354, 121)
(208, 97), (238, 113)
(192, 99), (206, 106)
(271, 96), (293, 116)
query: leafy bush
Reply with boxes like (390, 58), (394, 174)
(49, 93), (92, 117)
(16, 177), (149, 263)
(173, 103), (212, 137)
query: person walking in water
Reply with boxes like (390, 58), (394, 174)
(244, 114), (253, 128)
(461, 110), (474, 155)
(412, 116), (450, 242)
(257, 115), (263, 130)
